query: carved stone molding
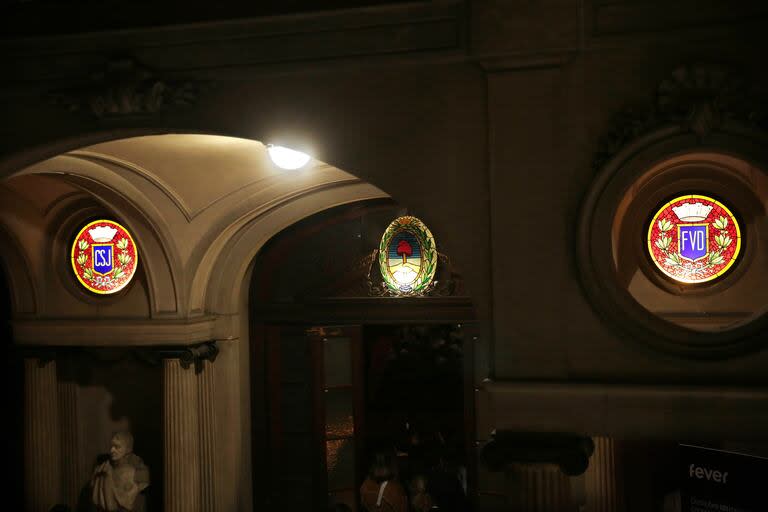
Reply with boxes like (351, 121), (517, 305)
(478, 382), (768, 440)
(138, 341), (219, 372)
(5, 1), (464, 84)
(48, 58), (206, 119)
(593, 64), (767, 172)
(12, 316), (217, 346)
(16, 341), (219, 373)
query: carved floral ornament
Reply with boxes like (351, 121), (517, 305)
(49, 57), (205, 118)
(593, 65), (767, 172)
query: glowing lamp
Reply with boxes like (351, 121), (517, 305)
(267, 145), (311, 170)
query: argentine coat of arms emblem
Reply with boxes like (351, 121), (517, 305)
(71, 220), (139, 294)
(647, 195), (741, 284)
(379, 216), (437, 295)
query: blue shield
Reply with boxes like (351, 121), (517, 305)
(92, 244), (114, 275)
(678, 225), (708, 261)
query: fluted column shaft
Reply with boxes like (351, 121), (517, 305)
(198, 359), (219, 512)
(163, 359), (202, 512)
(512, 463), (571, 512)
(24, 358), (62, 512)
(585, 437), (621, 512)
(59, 378), (84, 510)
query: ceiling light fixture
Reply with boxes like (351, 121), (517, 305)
(267, 144), (311, 170)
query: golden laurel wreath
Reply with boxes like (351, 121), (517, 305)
(654, 216), (732, 269)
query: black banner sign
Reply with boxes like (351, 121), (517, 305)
(680, 444), (767, 512)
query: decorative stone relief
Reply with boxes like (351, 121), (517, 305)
(366, 250), (463, 297)
(49, 58), (206, 119)
(593, 65), (767, 172)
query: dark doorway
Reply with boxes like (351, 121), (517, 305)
(363, 324), (469, 512)
(256, 321), (473, 512)
(249, 200), (477, 511)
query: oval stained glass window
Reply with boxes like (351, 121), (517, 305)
(378, 216), (437, 295)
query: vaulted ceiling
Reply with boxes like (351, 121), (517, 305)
(0, 134), (388, 330)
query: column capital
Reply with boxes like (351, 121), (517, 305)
(480, 431), (594, 476)
(144, 341), (219, 372)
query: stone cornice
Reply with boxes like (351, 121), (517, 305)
(16, 340), (219, 372)
(2, 1), (464, 84)
(12, 316), (217, 346)
(477, 50), (575, 73)
(478, 382), (768, 441)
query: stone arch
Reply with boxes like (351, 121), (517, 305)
(199, 180), (388, 320)
(0, 133), (396, 336)
(0, 125), (490, 333)
(10, 154), (183, 318)
(0, 224), (37, 315)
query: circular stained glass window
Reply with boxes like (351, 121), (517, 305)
(71, 219), (139, 294)
(647, 195), (741, 284)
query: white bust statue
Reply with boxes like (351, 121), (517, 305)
(91, 431), (150, 512)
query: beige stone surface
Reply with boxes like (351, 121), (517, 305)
(585, 437), (621, 512)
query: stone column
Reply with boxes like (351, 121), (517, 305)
(584, 437), (621, 512)
(163, 358), (201, 512)
(59, 377), (84, 510)
(198, 359), (220, 512)
(24, 358), (62, 512)
(511, 463), (572, 512)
